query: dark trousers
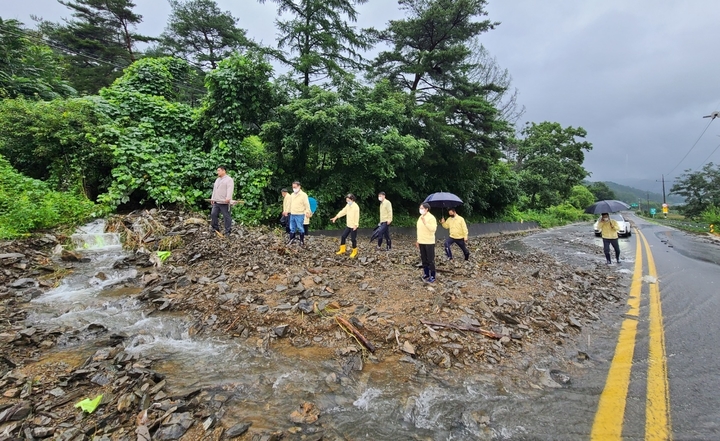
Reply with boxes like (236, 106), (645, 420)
(378, 222), (391, 248)
(211, 203), (231, 234)
(340, 227), (357, 248)
(603, 238), (620, 262)
(419, 243), (435, 276)
(444, 237), (470, 260)
(304, 224), (309, 235)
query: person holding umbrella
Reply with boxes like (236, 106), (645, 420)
(416, 202), (438, 283)
(331, 194), (360, 259)
(440, 207), (470, 261)
(377, 192), (393, 251)
(598, 212), (621, 264)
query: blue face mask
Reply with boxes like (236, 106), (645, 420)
(347, 201), (353, 205)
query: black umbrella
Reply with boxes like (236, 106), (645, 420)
(584, 200), (631, 214)
(369, 223), (388, 242)
(423, 192), (463, 208)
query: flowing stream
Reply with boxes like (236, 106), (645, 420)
(23, 221), (623, 440)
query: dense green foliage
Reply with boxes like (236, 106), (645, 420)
(0, 0), (602, 234)
(585, 181), (616, 201)
(0, 19), (76, 100)
(670, 163), (720, 218)
(0, 154), (95, 238)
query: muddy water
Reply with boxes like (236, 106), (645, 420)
(24, 222), (629, 439)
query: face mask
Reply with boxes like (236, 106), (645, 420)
(449, 214), (455, 218)
(419, 209), (426, 215)
(378, 197), (383, 202)
(347, 201), (353, 205)
(293, 188), (299, 194)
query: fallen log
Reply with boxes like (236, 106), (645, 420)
(420, 320), (502, 339)
(336, 316), (376, 353)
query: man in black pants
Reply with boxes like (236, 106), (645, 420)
(377, 192), (393, 250)
(210, 166), (234, 237)
(416, 202), (438, 283)
(440, 208), (470, 261)
(598, 212), (621, 264)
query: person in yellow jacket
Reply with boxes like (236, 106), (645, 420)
(598, 212), (621, 264)
(440, 207), (470, 261)
(331, 194), (360, 259)
(288, 181), (311, 246)
(416, 202), (437, 283)
(377, 191), (393, 251)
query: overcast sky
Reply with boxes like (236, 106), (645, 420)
(4, 0), (720, 192)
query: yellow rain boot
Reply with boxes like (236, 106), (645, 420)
(336, 244), (347, 255)
(349, 247), (358, 259)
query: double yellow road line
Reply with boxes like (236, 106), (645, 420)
(591, 227), (672, 440)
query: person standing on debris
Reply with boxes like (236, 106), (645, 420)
(210, 166), (234, 238)
(280, 188), (291, 234)
(304, 196), (318, 235)
(288, 181), (311, 246)
(599, 212), (621, 264)
(331, 194), (360, 259)
(440, 207), (470, 261)
(416, 202), (437, 283)
(377, 192), (393, 251)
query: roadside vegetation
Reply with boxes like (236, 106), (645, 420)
(1, 1), (605, 238)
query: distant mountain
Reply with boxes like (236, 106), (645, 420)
(588, 181), (684, 205)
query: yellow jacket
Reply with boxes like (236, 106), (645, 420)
(416, 212), (437, 244)
(282, 194), (291, 213)
(441, 214), (469, 240)
(289, 190), (311, 216)
(334, 203), (360, 228)
(379, 199), (393, 223)
(599, 219), (620, 239)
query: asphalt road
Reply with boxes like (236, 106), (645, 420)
(627, 214), (720, 440)
(516, 215), (720, 440)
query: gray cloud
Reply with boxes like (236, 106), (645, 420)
(5, 0), (720, 191)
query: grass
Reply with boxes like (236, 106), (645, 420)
(637, 213), (712, 234)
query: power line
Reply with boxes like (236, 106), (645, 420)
(697, 141), (720, 169)
(665, 116), (714, 177)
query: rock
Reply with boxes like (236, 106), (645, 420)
(549, 369), (572, 386)
(287, 283), (305, 296)
(183, 217), (207, 226)
(0, 400), (32, 423)
(226, 422), (252, 438)
(401, 340), (416, 355)
(297, 300), (314, 314)
(0, 253), (25, 261)
(32, 427), (55, 438)
(48, 387), (66, 397)
(155, 412), (194, 440)
(61, 250), (82, 262)
(9, 278), (36, 289)
(274, 324), (290, 338)
(275, 303), (292, 311)
(275, 284), (288, 292)
(176, 276), (191, 287)
(289, 402), (320, 424)
(256, 305), (269, 314)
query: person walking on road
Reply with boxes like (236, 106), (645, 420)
(377, 192), (393, 251)
(416, 202), (437, 283)
(210, 166), (234, 237)
(288, 181), (311, 246)
(331, 194), (360, 259)
(440, 207), (470, 261)
(599, 212), (621, 264)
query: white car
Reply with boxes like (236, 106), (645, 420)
(594, 213), (631, 237)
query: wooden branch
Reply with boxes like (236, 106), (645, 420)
(420, 320), (502, 339)
(336, 316), (376, 353)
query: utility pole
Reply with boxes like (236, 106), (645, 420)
(661, 174), (666, 205)
(647, 191), (651, 215)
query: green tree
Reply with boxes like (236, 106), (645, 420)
(585, 181), (616, 201)
(0, 18), (75, 100)
(370, 0), (516, 218)
(261, 82), (427, 224)
(515, 122), (592, 209)
(39, 0), (152, 94)
(670, 163), (720, 218)
(0, 97), (112, 198)
(159, 0), (252, 70)
(568, 184), (595, 210)
(259, 0), (373, 89)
